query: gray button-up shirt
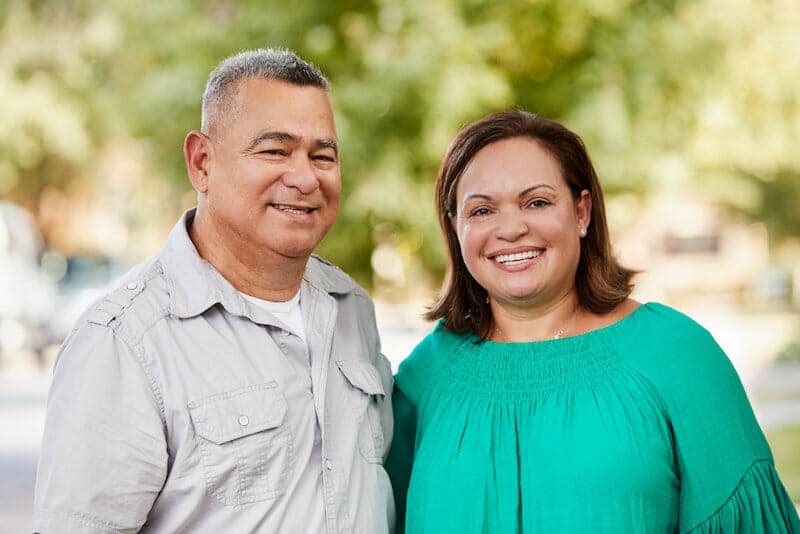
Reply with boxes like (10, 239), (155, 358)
(34, 210), (395, 533)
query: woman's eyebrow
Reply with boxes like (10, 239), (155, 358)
(518, 184), (556, 197)
(463, 183), (556, 203)
(463, 193), (492, 203)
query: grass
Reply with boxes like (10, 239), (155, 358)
(766, 425), (800, 503)
(776, 342), (800, 363)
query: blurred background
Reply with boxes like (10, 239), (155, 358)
(1, 0), (799, 531)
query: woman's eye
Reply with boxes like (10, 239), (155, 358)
(470, 207), (491, 217)
(528, 199), (549, 208)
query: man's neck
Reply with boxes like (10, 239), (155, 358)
(189, 211), (306, 302)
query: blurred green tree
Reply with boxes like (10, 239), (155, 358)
(1, 0), (798, 287)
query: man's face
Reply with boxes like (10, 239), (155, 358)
(202, 78), (340, 261)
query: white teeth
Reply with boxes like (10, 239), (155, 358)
(494, 250), (541, 263)
(274, 204), (311, 214)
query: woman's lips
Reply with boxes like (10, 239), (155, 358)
(489, 248), (545, 271)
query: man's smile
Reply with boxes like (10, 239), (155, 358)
(271, 203), (317, 214)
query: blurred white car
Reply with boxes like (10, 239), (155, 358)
(49, 255), (125, 343)
(0, 201), (58, 359)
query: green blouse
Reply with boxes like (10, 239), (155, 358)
(386, 303), (799, 533)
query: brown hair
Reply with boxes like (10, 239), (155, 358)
(426, 110), (636, 338)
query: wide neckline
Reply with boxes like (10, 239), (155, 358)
(428, 303), (661, 399)
(468, 301), (653, 352)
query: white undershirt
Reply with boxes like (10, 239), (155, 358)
(239, 290), (308, 354)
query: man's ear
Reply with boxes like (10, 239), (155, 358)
(184, 131), (212, 193)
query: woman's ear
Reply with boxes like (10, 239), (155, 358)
(184, 131), (212, 194)
(576, 189), (592, 234)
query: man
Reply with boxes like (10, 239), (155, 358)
(34, 49), (395, 533)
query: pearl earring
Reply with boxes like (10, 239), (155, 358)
(579, 227), (587, 237)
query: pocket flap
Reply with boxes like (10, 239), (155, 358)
(188, 382), (287, 445)
(336, 360), (386, 397)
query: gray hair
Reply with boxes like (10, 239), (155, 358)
(201, 48), (329, 133)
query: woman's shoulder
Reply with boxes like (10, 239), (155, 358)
(616, 302), (742, 398)
(394, 320), (468, 392)
(611, 301), (714, 348)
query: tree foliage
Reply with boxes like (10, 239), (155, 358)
(1, 0), (798, 287)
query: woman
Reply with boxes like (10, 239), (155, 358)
(386, 110), (799, 533)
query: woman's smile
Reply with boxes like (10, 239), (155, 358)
(488, 247), (545, 271)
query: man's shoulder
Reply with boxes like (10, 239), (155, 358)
(75, 255), (170, 339)
(306, 255), (365, 297)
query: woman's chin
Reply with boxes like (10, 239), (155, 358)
(490, 288), (547, 307)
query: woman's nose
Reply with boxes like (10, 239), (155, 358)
(494, 210), (529, 241)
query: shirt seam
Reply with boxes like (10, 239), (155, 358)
(36, 506), (122, 533)
(109, 311), (168, 424)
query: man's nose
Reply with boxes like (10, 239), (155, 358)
(281, 153), (319, 194)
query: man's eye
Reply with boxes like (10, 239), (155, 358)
(259, 149), (286, 156)
(313, 154), (337, 162)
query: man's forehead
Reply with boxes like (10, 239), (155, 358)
(218, 78), (337, 142)
(236, 77), (331, 105)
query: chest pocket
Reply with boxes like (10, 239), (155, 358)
(188, 382), (294, 507)
(337, 360), (387, 463)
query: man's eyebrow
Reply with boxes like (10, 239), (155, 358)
(315, 138), (338, 155)
(245, 131), (338, 155)
(245, 131), (297, 152)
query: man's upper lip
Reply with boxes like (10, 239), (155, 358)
(487, 245), (543, 258)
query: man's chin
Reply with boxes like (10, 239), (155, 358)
(272, 242), (318, 260)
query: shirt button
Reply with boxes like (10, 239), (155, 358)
(238, 415), (250, 427)
(279, 344), (288, 354)
(126, 282), (138, 290)
(305, 391), (314, 400)
(325, 459), (333, 471)
(282, 329), (291, 337)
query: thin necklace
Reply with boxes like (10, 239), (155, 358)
(552, 305), (578, 339)
(492, 305), (580, 341)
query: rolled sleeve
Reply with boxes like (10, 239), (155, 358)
(34, 323), (168, 533)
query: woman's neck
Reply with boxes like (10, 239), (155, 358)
(489, 291), (581, 342)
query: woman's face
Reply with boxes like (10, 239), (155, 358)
(452, 136), (591, 311)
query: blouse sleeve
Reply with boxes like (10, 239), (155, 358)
(385, 385), (417, 534)
(686, 459), (799, 533)
(637, 309), (800, 532)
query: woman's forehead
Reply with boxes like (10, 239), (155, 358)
(456, 139), (566, 201)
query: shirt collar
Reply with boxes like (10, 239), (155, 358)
(159, 209), (357, 320)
